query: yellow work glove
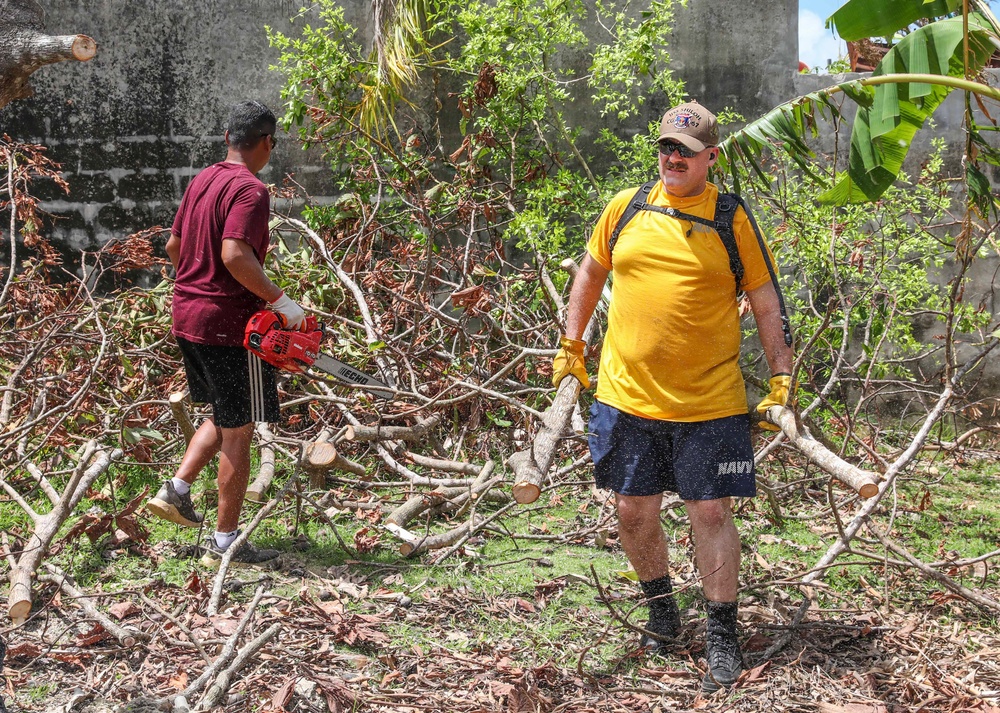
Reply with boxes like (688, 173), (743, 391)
(551, 336), (590, 389)
(756, 373), (791, 431)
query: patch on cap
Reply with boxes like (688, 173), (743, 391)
(658, 101), (719, 151)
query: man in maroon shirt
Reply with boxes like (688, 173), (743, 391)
(146, 101), (306, 566)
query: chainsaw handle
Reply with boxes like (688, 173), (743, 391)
(274, 311), (319, 332)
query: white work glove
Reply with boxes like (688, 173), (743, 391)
(269, 292), (307, 331)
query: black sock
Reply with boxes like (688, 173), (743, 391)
(640, 576), (677, 615)
(706, 600), (738, 632)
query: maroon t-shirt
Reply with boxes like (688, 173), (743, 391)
(171, 162), (271, 346)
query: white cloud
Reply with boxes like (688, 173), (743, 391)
(799, 9), (847, 72)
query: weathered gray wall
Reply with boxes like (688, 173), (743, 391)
(0, 0), (362, 252)
(668, 0), (798, 117)
(0, 0), (799, 251)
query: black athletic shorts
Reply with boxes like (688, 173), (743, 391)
(588, 400), (756, 501)
(176, 337), (279, 428)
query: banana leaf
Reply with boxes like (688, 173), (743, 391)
(716, 91), (844, 194)
(818, 15), (995, 204)
(828, 0), (962, 41)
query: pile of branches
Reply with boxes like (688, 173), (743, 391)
(3, 129), (1000, 709)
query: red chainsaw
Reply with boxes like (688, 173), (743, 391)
(244, 310), (394, 400)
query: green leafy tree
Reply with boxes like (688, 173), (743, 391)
(269, 0), (686, 266)
(720, 0), (1000, 216)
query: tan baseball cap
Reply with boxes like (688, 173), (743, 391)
(658, 101), (719, 152)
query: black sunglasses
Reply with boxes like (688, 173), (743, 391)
(261, 133), (277, 148)
(658, 140), (698, 159)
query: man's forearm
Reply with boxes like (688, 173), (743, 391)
(759, 319), (793, 375)
(221, 240), (282, 303)
(748, 283), (793, 375)
(564, 254), (610, 341)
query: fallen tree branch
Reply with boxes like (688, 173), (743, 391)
(867, 523), (1000, 614)
(764, 406), (879, 499)
(160, 586), (268, 709)
(401, 515), (485, 557)
(757, 339), (1000, 661)
(404, 451), (481, 475)
(386, 461), (499, 528)
(7, 444), (122, 623)
(195, 623), (281, 711)
(39, 563), (149, 648)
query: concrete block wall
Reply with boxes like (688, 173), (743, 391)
(0, 0), (365, 252)
(0, 0), (799, 252)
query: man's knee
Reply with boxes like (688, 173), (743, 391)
(616, 494), (662, 535)
(220, 422), (254, 448)
(686, 498), (733, 533)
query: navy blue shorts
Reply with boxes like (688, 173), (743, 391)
(177, 337), (279, 428)
(588, 400), (756, 501)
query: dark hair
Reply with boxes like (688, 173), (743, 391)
(225, 101), (277, 149)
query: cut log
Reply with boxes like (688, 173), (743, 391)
(511, 256), (596, 504)
(297, 428), (367, 483)
(307, 441), (338, 468)
(306, 445), (337, 489)
(0, 1), (97, 110)
(765, 405), (879, 499)
(303, 429), (338, 490)
(344, 414), (442, 443)
(245, 424), (276, 502)
(511, 375), (583, 504)
(168, 391), (196, 444)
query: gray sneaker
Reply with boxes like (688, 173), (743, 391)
(199, 531), (280, 568)
(145, 481), (204, 528)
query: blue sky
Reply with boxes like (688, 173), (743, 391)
(799, 0), (1000, 70)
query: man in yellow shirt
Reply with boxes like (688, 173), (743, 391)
(553, 101), (793, 693)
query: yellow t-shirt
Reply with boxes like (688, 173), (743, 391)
(587, 181), (775, 422)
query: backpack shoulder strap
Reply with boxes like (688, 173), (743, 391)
(608, 181), (657, 261)
(713, 193), (744, 294)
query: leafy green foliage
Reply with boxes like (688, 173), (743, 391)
(818, 16), (996, 204)
(721, 1), (1000, 211)
(269, 0), (686, 264)
(739, 138), (993, 454)
(828, 0), (963, 42)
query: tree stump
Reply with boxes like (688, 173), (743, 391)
(0, 0), (97, 111)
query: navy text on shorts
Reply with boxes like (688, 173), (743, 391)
(588, 400), (756, 501)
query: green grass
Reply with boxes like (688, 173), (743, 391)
(24, 682), (58, 702)
(738, 456), (1000, 613)
(7, 442), (1000, 685)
